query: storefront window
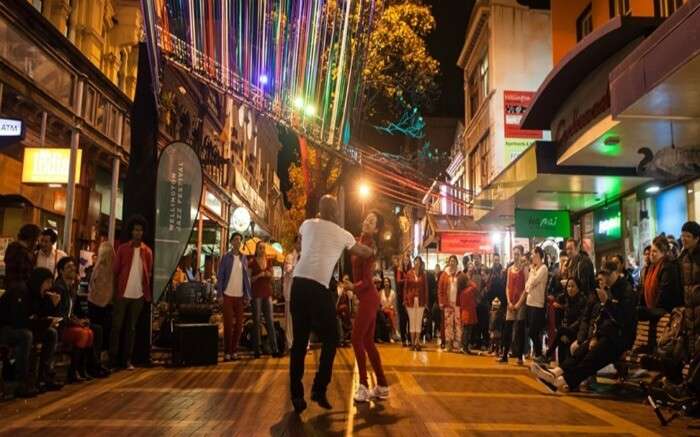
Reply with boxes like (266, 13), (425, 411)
(655, 185), (688, 238)
(689, 179), (700, 222)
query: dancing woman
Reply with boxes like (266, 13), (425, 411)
(343, 211), (389, 403)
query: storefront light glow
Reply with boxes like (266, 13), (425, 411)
(491, 231), (502, 244)
(645, 185), (660, 194)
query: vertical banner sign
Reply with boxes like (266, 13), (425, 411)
(154, 142), (203, 301)
(504, 91), (544, 164)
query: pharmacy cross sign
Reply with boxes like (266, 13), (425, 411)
(0, 118), (24, 149)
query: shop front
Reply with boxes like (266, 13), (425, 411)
(514, 208), (571, 265)
(592, 201), (623, 268)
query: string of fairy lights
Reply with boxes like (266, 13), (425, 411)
(153, 0), (378, 147)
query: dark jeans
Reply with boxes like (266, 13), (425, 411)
(474, 304), (490, 348)
(462, 325), (473, 351)
(547, 326), (577, 364)
(562, 337), (624, 389)
(110, 297), (144, 366)
(638, 306), (666, 352)
(289, 277), (338, 400)
(253, 297), (278, 354)
(502, 319), (526, 359)
(88, 302), (112, 352)
(526, 305), (546, 357)
(397, 301), (409, 343)
(0, 326), (56, 384)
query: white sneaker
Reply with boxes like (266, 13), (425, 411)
(354, 384), (371, 403)
(530, 362), (557, 386)
(551, 367), (564, 377)
(554, 375), (570, 392)
(370, 385), (389, 400)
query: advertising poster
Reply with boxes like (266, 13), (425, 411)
(153, 142), (203, 302)
(504, 91), (544, 163)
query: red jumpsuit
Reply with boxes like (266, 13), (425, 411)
(351, 234), (388, 388)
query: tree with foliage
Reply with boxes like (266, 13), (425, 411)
(279, 146), (343, 250)
(362, 1), (440, 121)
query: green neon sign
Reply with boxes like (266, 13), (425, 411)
(594, 202), (621, 242)
(515, 209), (571, 238)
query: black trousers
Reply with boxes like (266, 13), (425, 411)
(562, 337), (624, 389)
(638, 306), (666, 352)
(546, 326), (577, 364)
(397, 302), (409, 343)
(526, 305), (546, 357)
(289, 277), (338, 400)
(88, 302), (112, 352)
(501, 319), (525, 359)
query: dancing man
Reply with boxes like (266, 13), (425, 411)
(289, 195), (373, 414)
(343, 211), (389, 402)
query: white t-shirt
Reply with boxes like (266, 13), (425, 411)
(525, 264), (548, 308)
(124, 247), (144, 299)
(293, 218), (356, 288)
(224, 256), (244, 297)
(36, 248), (67, 274)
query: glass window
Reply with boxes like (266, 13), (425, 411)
(479, 56), (489, 99)
(31, 0), (43, 13)
(479, 136), (490, 189)
(469, 148), (480, 197)
(0, 16), (74, 108)
(610, 0), (631, 17)
(576, 4), (593, 41)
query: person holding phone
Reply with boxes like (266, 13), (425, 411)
(249, 240), (280, 359)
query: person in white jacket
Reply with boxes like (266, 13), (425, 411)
(520, 246), (549, 361)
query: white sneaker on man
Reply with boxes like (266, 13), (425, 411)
(370, 385), (389, 400)
(354, 384), (372, 403)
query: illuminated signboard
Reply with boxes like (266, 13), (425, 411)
(22, 148), (82, 184)
(594, 202), (621, 243)
(515, 209), (571, 238)
(0, 118), (25, 148)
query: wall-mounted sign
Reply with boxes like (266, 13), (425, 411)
(204, 190), (223, 217)
(22, 148), (82, 184)
(594, 202), (622, 243)
(655, 186), (688, 238)
(515, 209), (571, 238)
(440, 232), (492, 254)
(231, 206), (252, 233)
(234, 168), (266, 217)
(504, 91), (543, 139)
(0, 118), (23, 137)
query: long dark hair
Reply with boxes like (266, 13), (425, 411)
(28, 267), (53, 297)
(364, 209), (385, 249)
(413, 256), (425, 276)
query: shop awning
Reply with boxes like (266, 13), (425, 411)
(610, 0), (700, 120)
(422, 214), (492, 250)
(473, 142), (648, 225)
(521, 15), (660, 130)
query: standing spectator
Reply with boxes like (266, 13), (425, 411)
(216, 232), (252, 361)
(380, 277), (397, 340)
(459, 267), (479, 354)
(486, 255), (507, 354)
(87, 242), (115, 356)
(249, 241), (280, 358)
(565, 238), (596, 295)
(283, 235), (301, 352)
(680, 221), (700, 359)
(336, 275), (353, 347)
(439, 255), (462, 352)
(405, 256), (428, 351)
(524, 247), (548, 362)
(35, 228), (67, 276)
(394, 255), (412, 347)
(639, 245), (652, 287)
(0, 224), (41, 398)
(639, 235), (683, 353)
(110, 215), (153, 371)
(474, 267), (490, 350)
(431, 263), (445, 344)
(498, 245), (528, 365)
(54, 257), (106, 382)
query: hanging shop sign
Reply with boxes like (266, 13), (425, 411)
(21, 148), (82, 184)
(204, 190), (223, 217)
(504, 91), (544, 164)
(515, 209), (571, 238)
(594, 202), (622, 243)
(440, 233), (492, 254)
(231, 206), (252, 233)
(154, 142), (203, 302)
(0, 117), (24, 148)
(234, 168), (266, 218)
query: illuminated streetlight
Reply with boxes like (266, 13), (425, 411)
(358, 182), (371, 199)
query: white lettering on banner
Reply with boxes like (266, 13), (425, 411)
(0, 119), (22, 136)
(168, 161), (185, 231)
(598, 216), (620, 235)
(234, 169), (266, 218)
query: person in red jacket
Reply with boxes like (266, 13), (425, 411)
(343, 211), (389, 403)
(459, 267), (479, 354)
(110, 215), (153, 370)
(405, 256), (428, 351)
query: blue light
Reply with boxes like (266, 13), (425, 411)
(259, 74), (269, 85)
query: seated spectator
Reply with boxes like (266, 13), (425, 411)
(638, 235), (683, 353)
(380, 278), (397, 340)
(27, 267), (63, 392)
(533, 261), (636, 392)
(0, 224), (42, 398)
(543, 278), (587, 365)
(54, 257), (108, 383)
(459, 268), (479, 354)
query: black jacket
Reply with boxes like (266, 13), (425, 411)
(595, 276), (638, 349)
(650, 257), (684, 313)
(0, 283), (32, 330)
(559, 291), (587, 332)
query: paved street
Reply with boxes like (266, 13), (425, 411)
(0, 345), (687, 436)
